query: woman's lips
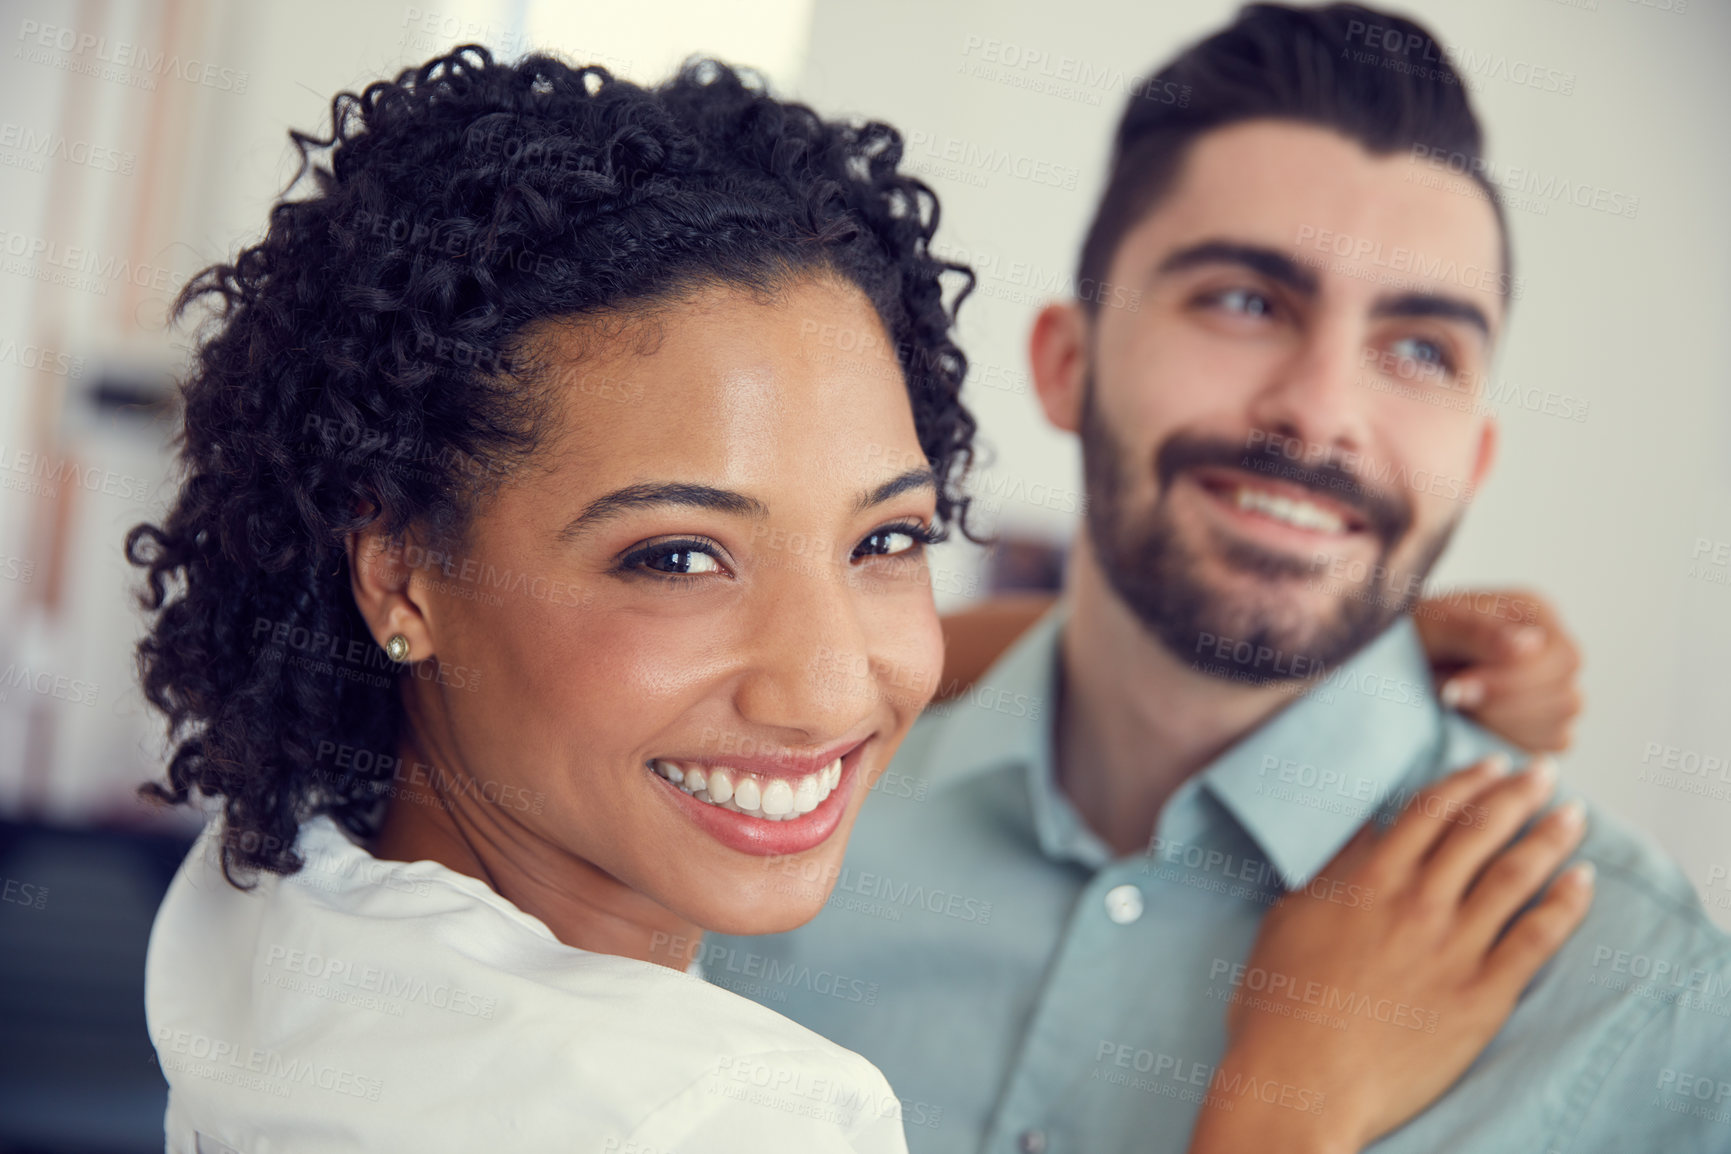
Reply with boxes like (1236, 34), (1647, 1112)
(646, 742), (867, 857)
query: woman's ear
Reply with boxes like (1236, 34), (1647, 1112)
(346, 521), (436, 663)
(1028, 301), (1090, 434)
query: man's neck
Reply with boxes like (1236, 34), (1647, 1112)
(1055, 540), (1300, 857)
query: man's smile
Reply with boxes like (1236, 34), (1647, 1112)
(1180, 467), (1381, 560)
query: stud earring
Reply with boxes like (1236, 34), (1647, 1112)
(384, 634), (411, 663)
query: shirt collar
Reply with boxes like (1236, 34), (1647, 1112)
(924, 601), (1446, 886)
(924, 601), (1066, 786)
(924, 601), (1114, 867)
(1198, 616), (1446, 888)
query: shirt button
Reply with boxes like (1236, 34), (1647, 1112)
(1017, 1128), (1049, 1154)
(1104, 883), (1144, 924)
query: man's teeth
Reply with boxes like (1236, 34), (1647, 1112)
(649, 758), (843, 821)
(1234, 485), (1346, 533)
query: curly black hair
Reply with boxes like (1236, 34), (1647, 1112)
(126, 46), (979, 884)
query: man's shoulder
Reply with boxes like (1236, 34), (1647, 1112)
(891, 609), (1061, 793)
(1456, 713), (1724, 936)
(1395, 718), (1731, 1151)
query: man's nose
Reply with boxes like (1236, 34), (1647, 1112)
(1245, 319), (1372, 460)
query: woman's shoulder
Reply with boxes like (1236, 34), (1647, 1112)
(147, 815), (907, 1152)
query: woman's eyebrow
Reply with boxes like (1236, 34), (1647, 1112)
(557, 483), (768, 542)
(559, 469), (937, 542)
(855, 468), (938, 514)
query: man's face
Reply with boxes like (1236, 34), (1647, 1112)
(1076, 119), (1505, 682)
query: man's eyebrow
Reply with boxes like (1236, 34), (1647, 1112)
(558, 483), (767, 541)
(1370, 292), (1494, 339)
(856, 467), (938, 514)
(1155, 240), (1319, 296)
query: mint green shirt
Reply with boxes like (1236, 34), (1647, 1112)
(709, 606), (1731, 1153)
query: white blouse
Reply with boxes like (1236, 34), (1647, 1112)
(145, 814), (909, 1153)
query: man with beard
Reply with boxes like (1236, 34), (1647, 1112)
(710, 4), (1730, 1152)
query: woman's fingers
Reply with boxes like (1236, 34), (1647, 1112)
(1419, 756), (1559, 903)
(1454, 674), (1584, 756)
(1371, 754), (1513, 877)
(1458, 797), (1588, 944)
(1480, 859), (1596, 992)
(1419, 587), (1585, 756)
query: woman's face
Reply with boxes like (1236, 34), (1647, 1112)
(388, 277), (944, 937)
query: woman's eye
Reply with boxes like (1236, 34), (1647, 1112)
(627, 543), (724, 576)
(657, 549), (720, 575)
(856, 530), (917, 559)
(853, 525), (935, 561)
(1216, 287), (1275, 318)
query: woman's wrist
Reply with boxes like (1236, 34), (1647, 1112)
(1183, 1045), (1366, 1154)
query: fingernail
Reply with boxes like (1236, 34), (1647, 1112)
(1482, 752), (1513, 777)
(1564, 860), (1596, 888)
(1442, 679), (1484, 709)
(1509, 626), (1546, 655)
(1529, 756), (1558, 786)
(1553, 799), (1586, 829)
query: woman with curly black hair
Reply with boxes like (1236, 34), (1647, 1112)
(132, 46), (1586, 1153)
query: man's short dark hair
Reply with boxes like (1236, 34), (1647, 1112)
(1076, 2), (1510, 310)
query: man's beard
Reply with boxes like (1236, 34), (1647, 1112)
(1079, 382), (1457, 686)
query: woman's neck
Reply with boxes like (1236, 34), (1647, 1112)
(371, 723), (703, 972)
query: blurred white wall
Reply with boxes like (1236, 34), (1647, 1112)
(796, 0), (1731, 926)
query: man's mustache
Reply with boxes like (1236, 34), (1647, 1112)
(1154, 433), (1413, 546)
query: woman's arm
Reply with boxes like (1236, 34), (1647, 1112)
(935, 593), (1057, 696)
(937, 589), (1584, 753)
(1183, 755), (1594, 1153)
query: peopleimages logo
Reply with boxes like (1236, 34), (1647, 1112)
(0, 122), (135, 175)
(14, 20), (250, 92)
(152, 1027), (382, 1101)
(262, 944), (499, 1019)
(0, 663), (98, 707)
(0, 227), (184, 295)
(1341, 18), (1575, 95)
(1408, 145), (1640, 221)
(0, 444), (152, 503)
(1293, 225), (1522, 299)
(958, 35), (1192, 108)
(905, 130), (1081, 191)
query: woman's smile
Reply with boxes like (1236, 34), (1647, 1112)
(643, 736), (872, 855)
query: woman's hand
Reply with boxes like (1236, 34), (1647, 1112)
(937, 588), (1585, 753)
(1415, 588), (1584, 753)
(1186, 755), (1595, 1154)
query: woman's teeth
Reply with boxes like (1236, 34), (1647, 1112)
(1234, 484), (1347, 534)
(649, 758), (843, 821)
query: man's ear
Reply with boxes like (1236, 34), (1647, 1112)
(1469, 415), (1499, 498)
(346, 520), (436, 662)
(1029, 301), (1090, 434)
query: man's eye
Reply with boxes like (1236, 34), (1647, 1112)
(1388, 336), (1455, 375)
(1217, 287), (1275, 318)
